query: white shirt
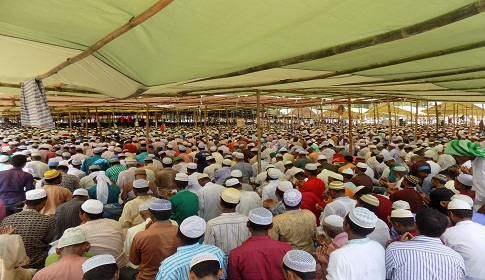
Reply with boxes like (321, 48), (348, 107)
(203, 164), (221, 180)
(441, 220), (485, 280)
(472, 157), (485, 211)
(327, 238), (385, 280)
(323, 148), (336, 163)
(261, 179), (280, 201)
(236, 190), (262, 216)
(320, 197), (356, 224)
(116, 167), (137, 189)
(426, 160), (441, 176)
(368, 218), (391, 248)
(68, 167), (86, 179)
(197, 183), (225, 222)
(317, 169), (339, 186)
(187, 172), (202, 193)
(25, 160), (49, 179)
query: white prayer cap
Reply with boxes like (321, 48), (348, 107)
(175, 173), (189, 182)
(125, 158), (137, 164)
(456, 173), (473, 187)
(0, 155), (8, 163)
(225, 178), (240, 187)
(133, 179), (149, 189)
(236, 153), (244, 159)
(149, 199), (172, 211)
(349, 207), (377, 229)
(25, 189), (47, 200)
(284, 189), (302, 207)
(356, 162), (367, 169)
(162, 157), (172, 165)
(187, 163), (198, 170)
(82, 254), (116, 273)
(328, 173), (343, 181)
(341, 168), (354, 175)
(317, 155), (326, 160)
(304, 163), (317, 171)
(360, 194), (379, 207)
(391, 209), (414, 218)
(383, 156), (395, 162)
(71, 158), (82, 165)
(81, 199), (103, 214)
(248, 207), (273, 225)
(392, 200), (411, 210)
(222, 159), (232, 166)
(73, 189), (89, 197)
(93, 147), (103, 154)
(138, 202), (150, 211)
(448, 199), (472, 210)
(394, 166), (407, 172)
(328, 181), (345, 190)
(298, 151), (308, 155)
(190, 252), (220, 269)
(353, 185), (367, 196)
(283, 160), (293, 165)
(210, 146), (217, 152)
(167, 144), (174, 149)
(323, 215), (344, 228)
(283, 250), (316, 273)
(267, 168), (280, 179)
(230, 170), (242, 178)
(197, 173), (210, 180)
(277, 181), (293, 192)
(221, 188), (241, 204)
(198, 143), (206, 149)
(206, 156), (214, 161)
(180, 216), (206, 238)
(57, 227), (86, 249)
(279, 147), (288, 152)
(450, 194), (473, 208)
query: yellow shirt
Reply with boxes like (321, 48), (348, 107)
(268, 209), (316, 253)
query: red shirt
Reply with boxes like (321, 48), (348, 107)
(300, 192), (326, 226)
(390, 188), (424, 213)
(122, 143), (138, 154)
(299, 177), (326, 199)
(372, 194), (393, 228)
(228, 235), (292, 280)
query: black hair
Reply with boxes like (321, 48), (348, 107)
(220, 198), (238, 209)
(419, 169), (431, 175)
(343, 155), (353, 163)
(415, 208), (448, 237)
(83, 263), (118, 280)
(248, 220), (272, 232)
(282, 263), (316, 280)
(354, 186), (372, 197)
(305, 169), (317, 176)
(45, 176), (61, 184)
(190, 260), (220, 278)
(177, 228), (201, 245)
(283, 201), (301, 210)
(342, 173), (353, 180)
(359, 200), (378, 213)
(149, 209), (171, 221)
(11, 155), (27, 168)
(449, 209), (473, 219)
(175, 181), (188, 189)
(134, 187), (149, 194)
(275, 188), (285, 198)
(80, 208), (103, 220)
(345, 214), (374, 236)
(390, 217), (415, 228)
(56, 165), (69, 172)
(25, 197), (47, 207)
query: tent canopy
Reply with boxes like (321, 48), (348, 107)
(2, 0), (485, 111)
(421, 102), (485, 116)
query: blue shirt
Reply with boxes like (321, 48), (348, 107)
(421, 174), (433, 195)
(156, 243), (227, 280)
(0, 168), (35, 205)
(473, 211), (485, 226)
(213, 167), (231, 185)
(81, 155), (106, 173)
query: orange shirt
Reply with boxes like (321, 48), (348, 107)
(40, 185), (72, 216)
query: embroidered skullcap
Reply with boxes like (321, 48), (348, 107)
(394, 166), (406, 172)
(384, 156), (395, 162)
(57, 227), (86, 249)
(149, 199), (172, 211)
(317, 155), (326, 160)
(405, 175), (420, 185)
(190, 253), (220, 269)
(360, 194), (379, 207)
(328, 173), (343, 181)
(26, 189), (47, 200)
(328, 181), (345, 190)
(88, 165), (101, 171)
(175, 173), (189, 181)
(221, 188), (241, 204)
(283, 250), (316, 273)
(349, 207), (377, 228)
(432, 174), (448, 183)
(82, 254), (116, 273)
(391, 209), (413, 218)
(353, 185), (368, 196)
(284, 189), (302, 207)
(391, 200), (411, 210)
(248, 207), (273, 225)
(180, 216), (206, 238)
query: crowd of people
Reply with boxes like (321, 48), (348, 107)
(0, 123), (484, 280)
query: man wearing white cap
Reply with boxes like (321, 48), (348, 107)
(33, 228), (90, 280)
(228, 208), (292, 280)
(82, 254), (119, 280)
(0, 189), (54, 269)
(231, 153), (252, 183)
(26, 153), (49, 179)
(168, 173), (199, 225)
(130, 199), (180, 280)
(356, 195), (390, 247)
(204, 188), (250, 256)
(269, 189), (316, 253)
(442, 198), (485, 280)
(53, 188), (89, 241)
(226, 178), (262, 216)
(319, 215), (348, 249)
(189, 252), (223, 280)
(386, 209), (417, 245)
(317, 207), (385, 280)
(281, 250), (316, 280)
(261, 168), (283, 201)
(320, 181), (356, 223)
(68, 157), (87, 180)
(155, 157), (178, 194)
(299, 163), (326, 199)
(118, 179), (157, 229)
(76, 199), (128, 268)
(187, 162), (203, 192)
(203, 156), (221, 180)
(197, 174), (225, 221)
(156, 216), (227, 280)
(194, 144), (212, 173)
(386, 208), (465, 280)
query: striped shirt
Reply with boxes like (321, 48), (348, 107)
(203, 212), (250, 256)
(105, 164), (127, 184)
(156, 243), (227, 280)
(385, 235), (466, 280)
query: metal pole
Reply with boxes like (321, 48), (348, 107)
(257, 91), (262, 174)
(348, 94), (353, 155)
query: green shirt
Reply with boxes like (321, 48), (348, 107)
(105, 164), (127, 183)
(169, 190), (199, 225)
(45, 252), (94, 267)
(88, 183), (121, 204)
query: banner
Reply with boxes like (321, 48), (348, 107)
(20, 78), (55, 129)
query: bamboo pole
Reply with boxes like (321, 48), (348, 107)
(376, 103), (380, 125)
(319, 104), (325, 133)
(348, 94), (353, 155)
(85, 108), (89, 135)
(37, 0), (174, 80)
(414, 101), (418, 141)
(146, 103), (150, 150)
(466, 105), (468, 127)
(95, 107), (101, 135)
(267, 106), (270, 131)
(387, 97), (393, 143)
(435, 102), (439, 138)
(69, 112), (72, 132)
(204, 104), (208, 144)
(453, 103), (456, 136)
(426, 102), (430, 127)
(257, 91), (262, 174)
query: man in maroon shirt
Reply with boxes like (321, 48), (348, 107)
(389, 175), (424, 213)
(228, 207), (292, 280)
(122, 139), (138, 154)
(299, 163), (326, 199)
(351, 163), (373, 191)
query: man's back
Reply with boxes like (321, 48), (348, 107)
(268, 209), (316, 253)
(197, 183), (225, 221)
(0, 168), (35, 205)
(40, 185), (72, 216)
(53, 199), (84, 240)
(169, 190), (199, 225)
(385, 235), (465, 280)
(228, 235), (292, 280)
(32, 254), (87, 280)
(204, 213), (250, 255)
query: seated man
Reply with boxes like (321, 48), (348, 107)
(189, 253), (223, 280)
(82, 254), (119, 280)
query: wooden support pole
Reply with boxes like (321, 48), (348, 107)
(348, 94), (353, 155)
(68, 112), (72, 132)
(435, 102), (439, 138)
(319, 104), (325, 133)
(387, 97), (393, 143)
(257, 91), (262, 174)
(204, 104), (208, 144)
(453, 103), (456, 136)
(267, 106), (271, 131)
(426, 102), (430, 127)
(85, 108), (89, 135)
(414, 101), (419, 141)
(95, 107), (101, 135)
(145, 103), (150, 150)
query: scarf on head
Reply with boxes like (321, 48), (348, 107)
(0, 234), (32, 280)
(89, 171), (110, 204)
(444, 139), (485, 158)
